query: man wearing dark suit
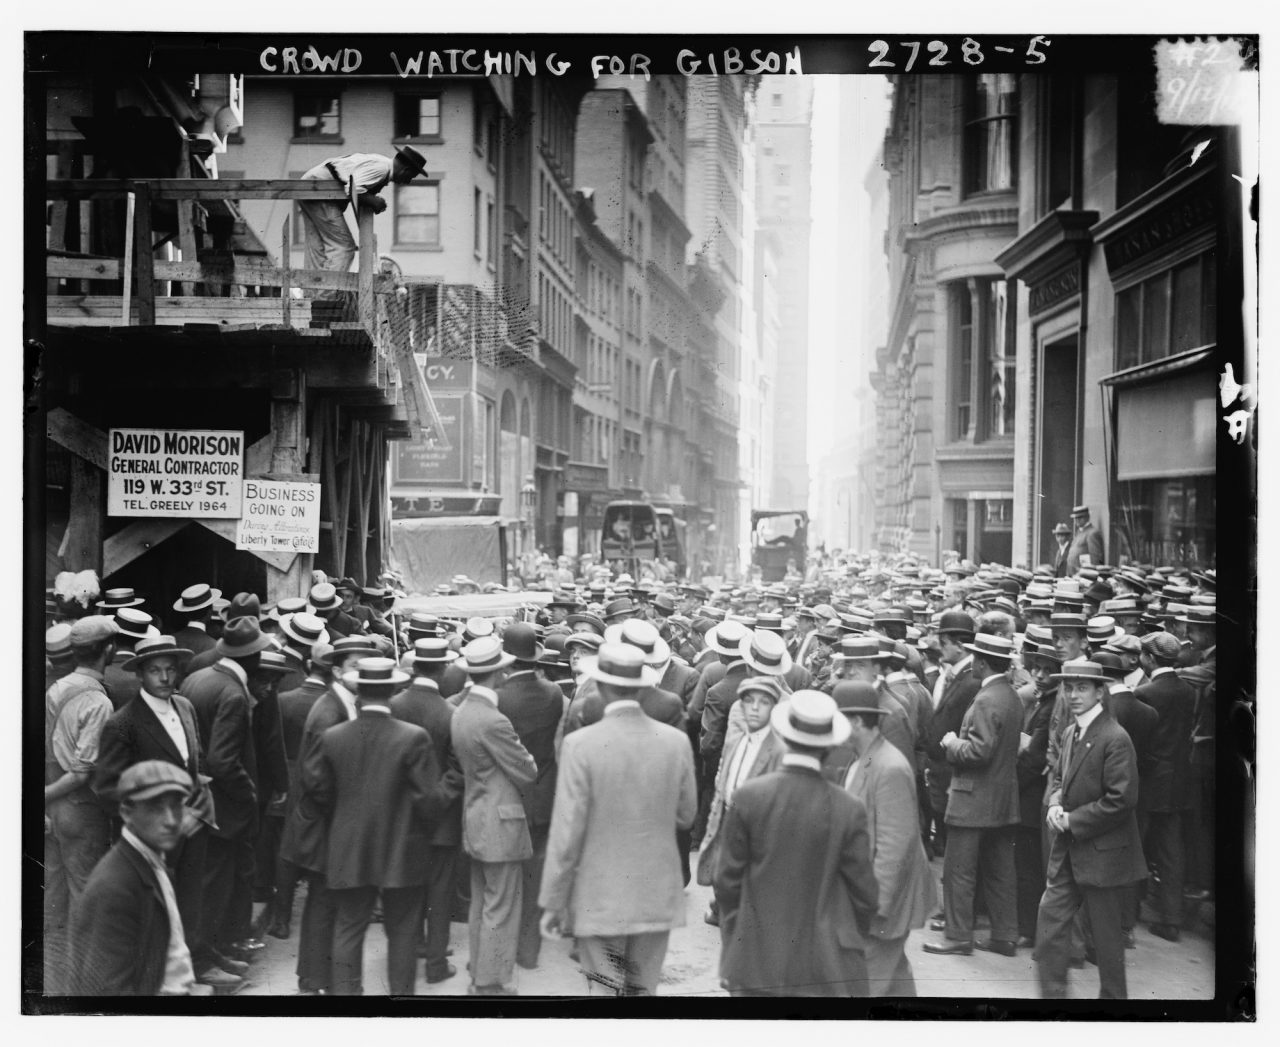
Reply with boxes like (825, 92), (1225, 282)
(925, 633), (1023, 957)
(183, 592), (265, 680)
(305, 657), (446, 995)
(1014, 641), (1059, 946)
(834, 682), (936, 997)
(308, 581), (363, 641)
(1050, 523), (1072, 578)
(1036, 660), (1148, 999)
(183, 617), (273, 982)
(923, 611), (981, 857)
(71, 762), (208, 996)
(390, 638), (466, 983)
(495, 623), (564, 971)
(171, 583), (221, 661)
(451, 636), (538, 995)
(715, 689), (879, 997)
(265, 642), (331, 941)
(92, 635), (224, 985)
(1135, 632), (1196, 941)
(540, 644), (698, 995)
(659, 654), (699, 710)
(1065, 506), (1105, 575)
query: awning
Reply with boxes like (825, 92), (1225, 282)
(1114, 368), (1215, 481)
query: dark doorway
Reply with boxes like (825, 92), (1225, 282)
(1039, 334), (1080, 564)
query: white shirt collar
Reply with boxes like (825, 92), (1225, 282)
(982, 672), (1005, 687)
(332, 681), (358, 720)
(140, 687), (177, 714)
(1151, 666), (1177, 679)
(1075, 701), (1104, 732)
(782, 752), (822, 773)
(604, 699), (641, 715)
(360, 704), (392, 715)
(953, 654), (974, 674)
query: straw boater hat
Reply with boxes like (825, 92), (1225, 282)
(834, 634), (881, 662)
(739, 629), (792, 676)
(342, 656), (410, 694)
(255, 650), (296, 677)
(46, 623), (74, 661)
(411, 638), (457, 665)
(706, 620), (751, 657)
(279, 612), (330, 649)
(114, 607), (158, 643)
(1177, 606), (1216, 628)
(97, 587), (145, 611)
(462, 617), (495, 642)
(457, 635), (516, 675)
(308, 583), (341, 614)
(582, 642), (660, 689)
(1086, 616), (1124, 643)
(173, 583), (221, 615)
(122, 635), (193, 673)
(216, 617), (275, 659)
(269, 597), (308, 623)
(961, 633), (1016, 662)
(1049, 612), (1088, 633)
(1050, 658), (1109, 684)
(770, 689), (851, 749)
(315, 635), (380, 667)
(607, 619), (671, 667)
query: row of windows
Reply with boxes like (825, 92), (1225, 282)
(584, 332), (620, 391)
(295, 89), (496, 157)
(538, 172), (575, 268)
(949, 277), (1017, 443)
(537, 81), (575, 183)
(538, 272), (574, 355)
(581, 259), (621, 329)
(625, 287), (644, 340)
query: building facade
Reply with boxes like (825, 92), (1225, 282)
(876, 66), (1237, 569)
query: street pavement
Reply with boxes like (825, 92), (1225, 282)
(237, 854), (1214, 1000)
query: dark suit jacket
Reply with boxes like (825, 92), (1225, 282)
(70, 840), (170, 995)
(1016, 689), (1056, 827)
(391, 680), (465, 846)
(183, 663), (259, 839)
(943, 674), (1022, 829)
(181, 645), (219, 680)
(1134, 670), (1196, 811)
(497, 671), (565, 829)
(438, 661), (470, 700)
(1046, 709), (1147, 887)
(639, 685), (687, 732)
(716, 764), (879, 996)
(925, 664), (980, 763)
(659, 660), (699, 709)
(317, 608), (363, 640)
(1107, 687), (1159, 813)
(700, 662), (751, 763)
(277, 677), (328, 812)
(252, 686), (290, 805)
(173, 625), (217, 658)
(696, 727), (784, 885)
(1066, 523), (1105, 574)
(93, 692), (213, 825)
(103, 652), (139, 712)
(279, 689), (350, 873)
(307, 709), (445, 888)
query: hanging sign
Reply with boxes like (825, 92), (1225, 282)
(235, 478), (323, 554)
(108, 428), (244, 518)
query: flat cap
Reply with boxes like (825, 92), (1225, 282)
(119, 759), (193, 802)
(69, 614), (120, 647)
(1140, 631), (1183, 660)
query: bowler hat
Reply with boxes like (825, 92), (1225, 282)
(936, 610), (977, 637)
(122, 635), (193, 673)
(503, 622), (546, 663)
(118, 760), (192, 803)
(216, 617), (275, 659)
(1090, 651), (1128, 680)
(832, 680), (889, 717)
(770, 690), (851, 749)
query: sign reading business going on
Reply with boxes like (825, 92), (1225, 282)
(108, 428), (244, 519)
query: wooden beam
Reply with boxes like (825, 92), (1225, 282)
(280, 216), (292, 327)
(46, 179), (348, 202)
(177, 201), (199, 297)
(193, 516), (297, 572)
(122, 191), (135, 324)
(46, 407), (109, 470)
(102, 518), (187, 577)
(133, 183), (155, 326)
(356, 205), (376, 335)
(46, 295), (315, 327)
(47, 257), (394, 295)
(61, 455), (104, 574)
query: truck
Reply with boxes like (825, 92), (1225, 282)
(750, 509), (809, 583)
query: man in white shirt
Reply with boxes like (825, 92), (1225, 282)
(299, 147), (428, 296)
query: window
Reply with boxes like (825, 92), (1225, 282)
(395, 94), (442, 139)
(395, 182), (441, 246)
(1115, 252), (1216, 370)
(294, 93), (340, 139)
(474, 188), (483, 255)
(1038, 77), (1079, 215)
(487, 196), (497, 267)
(951, 277), (1017, 440)
(963, 74), (1017, 195)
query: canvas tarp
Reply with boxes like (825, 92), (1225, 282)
(388, 516), (504, 597)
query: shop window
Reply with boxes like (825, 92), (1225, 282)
(294, 92), (341, 139)
(963, 74), (1017, 196)
(1113, 476), (1215, 568)
(395, 182), (441, 247)
(1115, 252), (1216, 370)
(395, 93), (442, 140)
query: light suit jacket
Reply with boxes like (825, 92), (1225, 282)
(451, 690), (538, 863)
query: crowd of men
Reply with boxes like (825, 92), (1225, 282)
(42, 539), (1217, 998)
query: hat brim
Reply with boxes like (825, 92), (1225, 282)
(395, 146), (429, 175)
(836, 704), (890, 717)
(341, 668), (411, 690)
(255, 660), (297, 676)
(1049, 672), (1109, 684)
(124, 782), (192, 803)
(316, 644), (381, 668)
(960, 642), (1014, 661)
(172, 589), (222, 614)
(122, 647), (193, 673)
(581, 658), (660, 689)
(460, 651), (517, 674)
(280, 622), (331, 647)
(412, 652), (458, 665)
(770, 701), (851, 749)
(99, 598), (146, 610)
(216, 633), (276, 659)
(741, 650), (792, 676)
(508, 643), (547, 663)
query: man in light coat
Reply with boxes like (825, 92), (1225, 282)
(540, 643), (696, 995)
(451, 636), (538, 995)
(835, 682), (936, 996)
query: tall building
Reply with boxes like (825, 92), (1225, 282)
(754, 77), (814, 512)
(875, 65), (1238, 568)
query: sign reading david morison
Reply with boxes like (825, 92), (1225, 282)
(108, 429), (244, 518)
(235, 479), (322, 554)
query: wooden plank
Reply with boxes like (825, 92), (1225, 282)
(281, 216), (292, 327)
(46, 407), (108, 470)
(47, 296), (315, 328)
(47, 255), (395, 295)
(133, 183), (155, 326)
(193, 516), (297, 572)
(177, 201), (199, 296)
(356, 206), (375, 335)
(122, 191), (135, 324)
(349, 419), (368, 580)
(102, 518), (187, 577)
(46, 179), (349, 202)
(62, 455), (104, 574)
(246, 434), (274, 476)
